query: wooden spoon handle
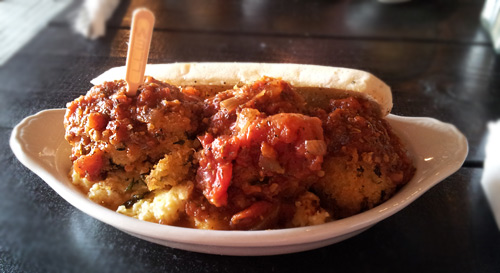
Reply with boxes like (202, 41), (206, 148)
(125, 8), (155, 96)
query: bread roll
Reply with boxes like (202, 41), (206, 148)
(91, 62), (393, 116)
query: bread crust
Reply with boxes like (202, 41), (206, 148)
(91, 62), (393, 116)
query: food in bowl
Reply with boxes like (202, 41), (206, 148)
(64, 63), (415, 230)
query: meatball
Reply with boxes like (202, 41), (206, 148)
(312, 97), (415, 218)
(64, 76), (203, 181)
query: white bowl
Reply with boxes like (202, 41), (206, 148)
(10, 109), (468, 256)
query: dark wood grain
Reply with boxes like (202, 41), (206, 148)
(53, 0), (489, 43)
(98, 0), (492, 43)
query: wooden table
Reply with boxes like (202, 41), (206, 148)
(2, 0), (499, 272)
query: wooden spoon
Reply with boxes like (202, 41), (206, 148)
(125, 8), (155, 96)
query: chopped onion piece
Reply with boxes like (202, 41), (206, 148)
(235, 108), (260, 134)
(254, 90), (266, 99)
(305, 140), (327, 156)
(259, 155), (285, 174)
(220, 96), (243, 112)
(260, 142), (277, 159)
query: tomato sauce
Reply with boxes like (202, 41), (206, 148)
(65, 76), (415, 230)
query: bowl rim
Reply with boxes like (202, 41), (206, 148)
(9, 109), (468, 249)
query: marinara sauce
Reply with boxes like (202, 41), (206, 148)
(65, 76), (414, 230)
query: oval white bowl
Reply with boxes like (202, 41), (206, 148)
(10, 109), (468, 256)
